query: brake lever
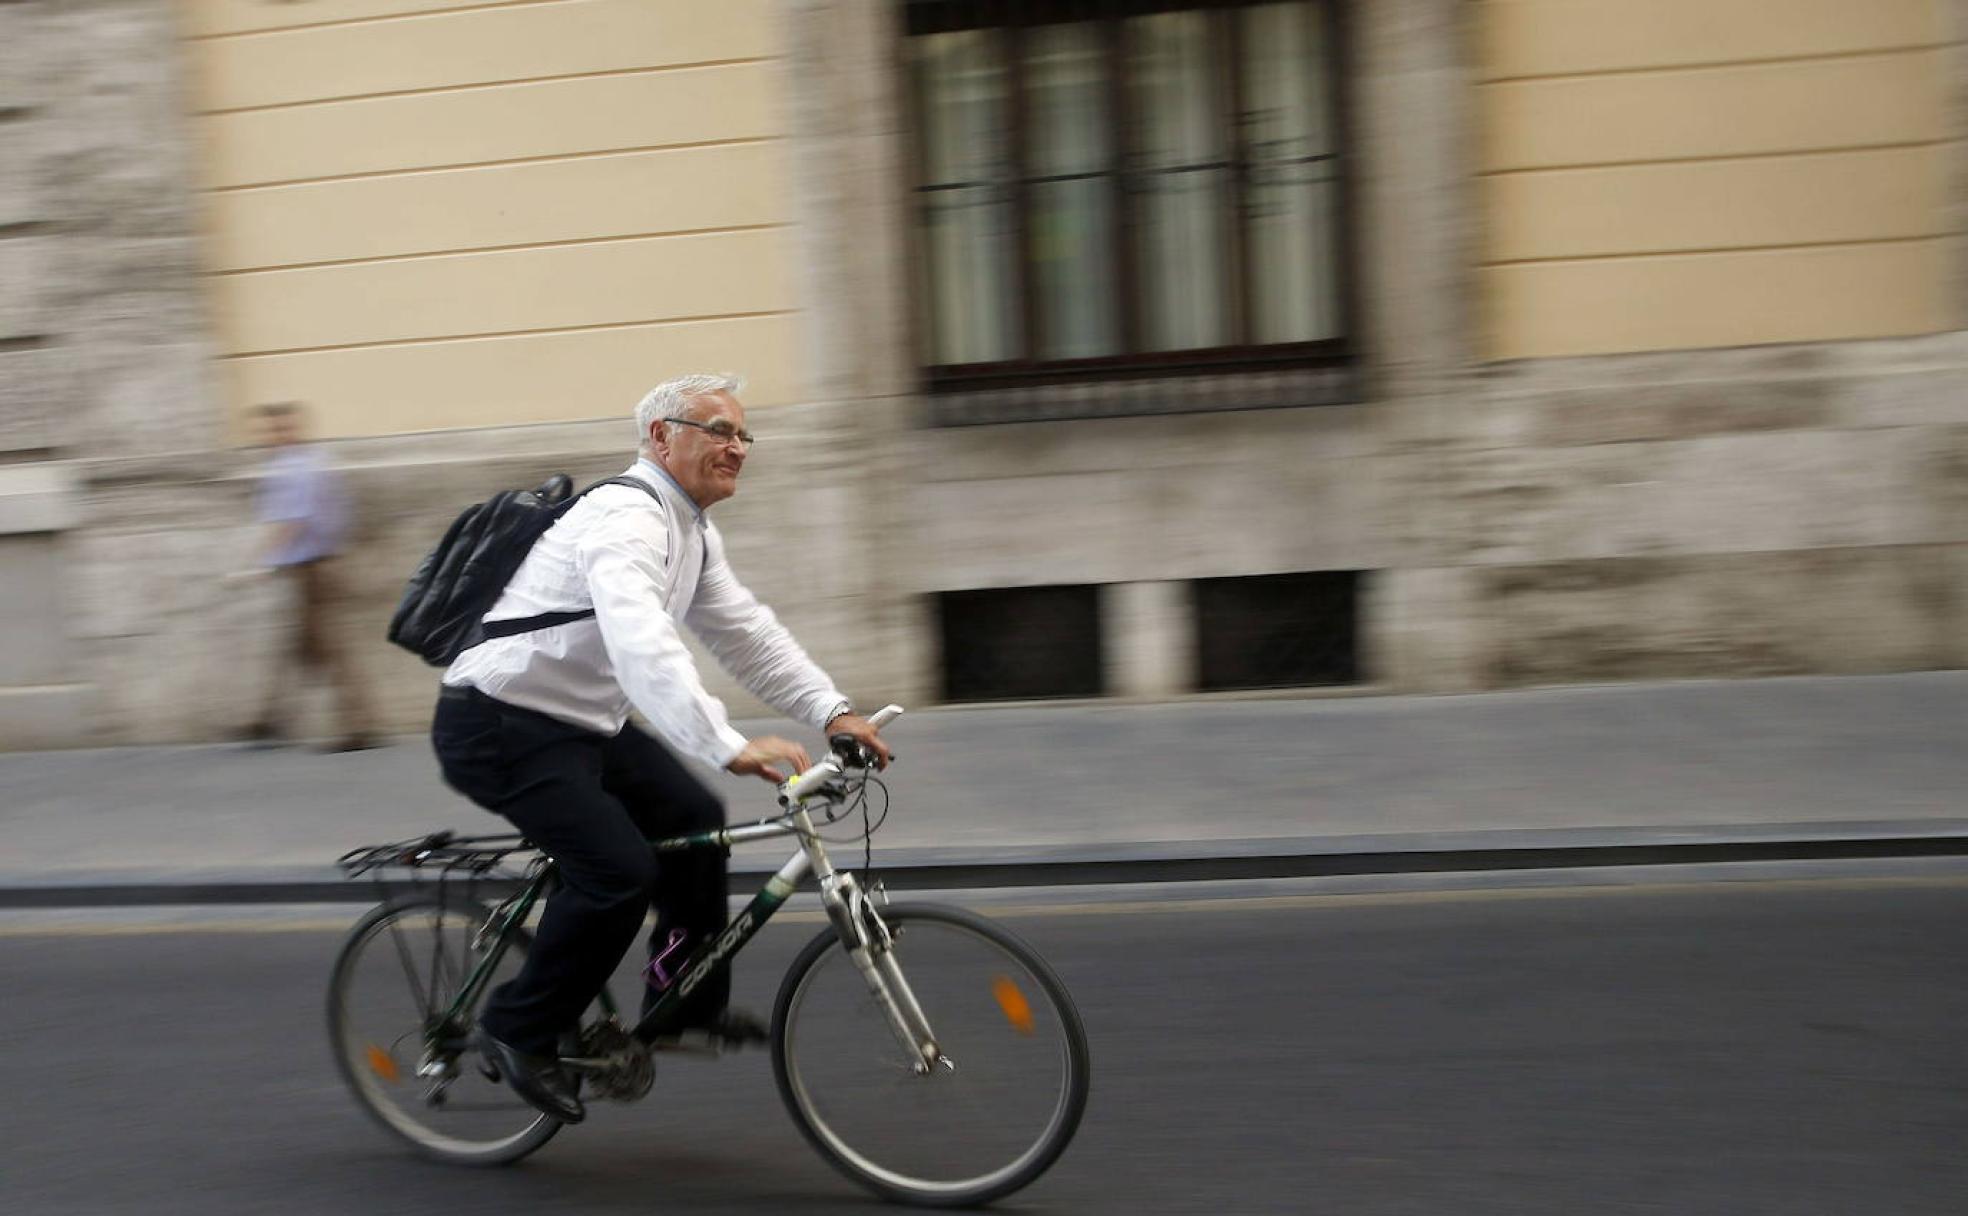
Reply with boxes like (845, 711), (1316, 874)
(828, 733), (895, 769)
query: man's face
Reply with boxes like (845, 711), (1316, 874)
(653, 391), (749, 508)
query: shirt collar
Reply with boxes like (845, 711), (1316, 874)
(634, 457), (705, 526)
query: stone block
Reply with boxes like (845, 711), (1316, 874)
(0, 236), (54, 340)
(1415, 429), (1920, 568)
(1834, 366), (1968, 429)
(1599, 430), (1905, 555)
(0, 3), (57, 115)
(0, 683), (98, 751)
(1404, 446), (1575, 567)
(1354, 1), (1478, 404)
(1902, 424), (1968, 545)
(912, 471), (1146, 589)
(914, 402), (1373, 483)
(1941, 544), (1968, 669)
(0, 341), (68, 454)
(37, 0), (202, 242)
(1102, 581), (1193, 698)
(0, 461), (79, 533)
(0, 532), (73, 685)
(68, 331), (222, 458)
(1480, 547), (1958, 687)
(1508, 376), (1836, 448)
(0, 117), (47, 230)
(1819, 328), (1968, 374)
(911, 403), (1381, 587)
(1484, 340), (1838, 393)
(783, 0), (912, 404)
(1368, 565), (1490, 692)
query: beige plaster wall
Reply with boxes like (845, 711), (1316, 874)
(1476, 0), (1957, 360)
(178, 0), (809, 441)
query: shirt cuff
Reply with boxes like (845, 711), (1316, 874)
(819, 699), (854, 731)
(710, 723), (749, 771)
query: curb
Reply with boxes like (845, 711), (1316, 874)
(5, 824), (1966, 909)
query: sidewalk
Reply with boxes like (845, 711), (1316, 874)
(4, 672), (1967, 904)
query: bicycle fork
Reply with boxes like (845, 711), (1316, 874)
(809, 843), (950, 1075)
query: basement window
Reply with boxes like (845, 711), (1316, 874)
(1193, 570), (1361, 690)
(937, 584), (1105, 701)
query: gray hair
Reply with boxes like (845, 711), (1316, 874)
(634, 374), (743, 447)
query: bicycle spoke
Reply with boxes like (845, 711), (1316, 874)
(384, 910), (434, 1017)
(330, 899), (563, 1165)
(425, 909), (447, 1022)
(773, 904), (1088, 1206)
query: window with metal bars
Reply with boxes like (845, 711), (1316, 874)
(904, 1), (1355, 414)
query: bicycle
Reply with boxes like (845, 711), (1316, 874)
(326, 705), (1090, 1207)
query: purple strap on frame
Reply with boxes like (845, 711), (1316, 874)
(644, 928), (690, 991)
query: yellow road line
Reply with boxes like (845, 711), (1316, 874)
(1, 872), (1962, 937)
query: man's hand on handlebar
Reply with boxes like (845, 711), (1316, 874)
(824, 712), (893, 770)
(727, 736), (813, 784)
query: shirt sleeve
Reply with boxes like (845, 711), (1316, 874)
(685, 523), (851, 732)
(573, 494), (750, 770)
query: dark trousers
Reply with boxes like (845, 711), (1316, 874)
(430, 687), (729, 1055)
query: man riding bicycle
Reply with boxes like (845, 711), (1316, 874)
(430, 374), (891, 1124)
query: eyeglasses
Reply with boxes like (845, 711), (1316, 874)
(665, 417), (756, 450)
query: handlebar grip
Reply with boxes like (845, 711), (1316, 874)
(868, 704), (904, 730)
(779, 758), (844, 804)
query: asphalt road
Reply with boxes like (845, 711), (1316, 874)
(4, 871), (1966, 1215)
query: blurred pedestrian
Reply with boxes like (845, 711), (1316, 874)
(242, 401), (377, 752)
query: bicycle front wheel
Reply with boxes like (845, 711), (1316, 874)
(326, 897), (562, 1166)
(772, 902), (1090, 1207)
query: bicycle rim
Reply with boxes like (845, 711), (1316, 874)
(327, 898), (560, 1165)
(773, 903), (1090, 1206)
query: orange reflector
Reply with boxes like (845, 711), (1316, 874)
(366, 1045), (401, 1083)
(992, 975), (1035, 1035)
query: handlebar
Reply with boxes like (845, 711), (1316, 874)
(778, 703), (904, 806)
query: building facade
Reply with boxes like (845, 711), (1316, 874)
(2, 0), (1965, 746)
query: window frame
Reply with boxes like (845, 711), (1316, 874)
(901, 0), (1361, 410)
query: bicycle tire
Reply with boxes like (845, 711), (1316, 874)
(326, 896), (563, 1166)
(771, 902), (1090, 1207)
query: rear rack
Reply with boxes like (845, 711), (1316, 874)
(337, 831), (537, 879)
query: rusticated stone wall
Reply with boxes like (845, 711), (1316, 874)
(1381, 334), (1968, 690)
(0, 0), (223, 747)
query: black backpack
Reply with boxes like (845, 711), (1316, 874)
(387, 473), (661, 666)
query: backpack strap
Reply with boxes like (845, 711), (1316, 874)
(480, 476), (665, 640)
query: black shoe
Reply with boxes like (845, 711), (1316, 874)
(656, 1006), (771, 1050)
(472, 1025), (585, 1123)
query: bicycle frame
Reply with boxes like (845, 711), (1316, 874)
(435, 765), (945, 1074)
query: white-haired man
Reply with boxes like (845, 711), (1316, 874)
(431, 374), (891, 1124)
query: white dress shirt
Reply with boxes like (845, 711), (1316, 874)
(443, 460), (850, 769)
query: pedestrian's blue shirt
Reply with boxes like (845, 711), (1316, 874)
(256, 446), (348, 566)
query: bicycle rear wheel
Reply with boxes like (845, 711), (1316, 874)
(326, 896), (562, 1165)
(772, 902), (1090, 1207)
